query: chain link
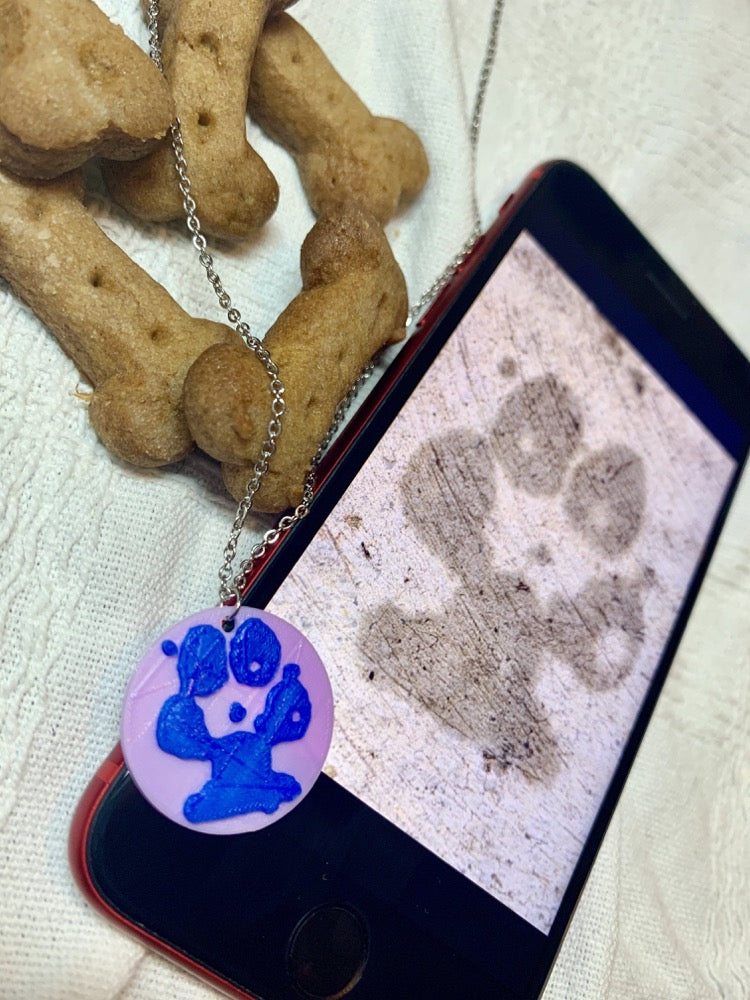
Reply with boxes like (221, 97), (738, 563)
(146, 0), (504, 608)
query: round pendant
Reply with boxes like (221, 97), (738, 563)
(121, 606), (334, 835)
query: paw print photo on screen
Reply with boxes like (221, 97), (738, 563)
(268, 230), (734, 933)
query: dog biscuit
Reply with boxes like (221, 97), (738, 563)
(103, 0), (290, 241)
(0, 167), (236, 466)
(182, 204), (408, 512)
(0, 0), (175, 179)
(249, 13), (429, 223)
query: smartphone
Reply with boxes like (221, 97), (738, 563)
(70, 161), (750, 1000)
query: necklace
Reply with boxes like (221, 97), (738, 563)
(120, 0), (505, 835)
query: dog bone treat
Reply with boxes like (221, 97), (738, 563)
(0, 0), (175, 179)
(102, 0), (289, 241)
(0, 167), (236, 466)
(249, 13), (429, 223)
(183, 204), (408, 512)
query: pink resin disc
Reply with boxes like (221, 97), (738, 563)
(121, 606), (334, 835)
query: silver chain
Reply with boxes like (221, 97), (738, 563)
(146, 0), (504, 609)
(146, 0), (287, 606)
(407, 0), (505, 324)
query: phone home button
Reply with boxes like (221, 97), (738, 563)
(287, 903), (369, 999)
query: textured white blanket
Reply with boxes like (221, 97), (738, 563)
(0, 2), (748, 998)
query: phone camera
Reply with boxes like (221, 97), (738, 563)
(287, 903), (369, 999)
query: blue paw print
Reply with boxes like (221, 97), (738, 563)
(156, 617), (312, 823)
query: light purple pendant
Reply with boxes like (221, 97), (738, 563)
(121, 606), (334, 835)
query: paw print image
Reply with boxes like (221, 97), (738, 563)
(122, 607), (333, 834)
(361, 373), (647, 782)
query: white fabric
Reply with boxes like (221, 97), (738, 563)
(0, 1), (748, 997)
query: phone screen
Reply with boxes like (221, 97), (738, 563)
(267, 230), (738, 934)
(78, 169), (750, 1000)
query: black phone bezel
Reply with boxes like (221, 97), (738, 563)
(77, 160), (750, 1000)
